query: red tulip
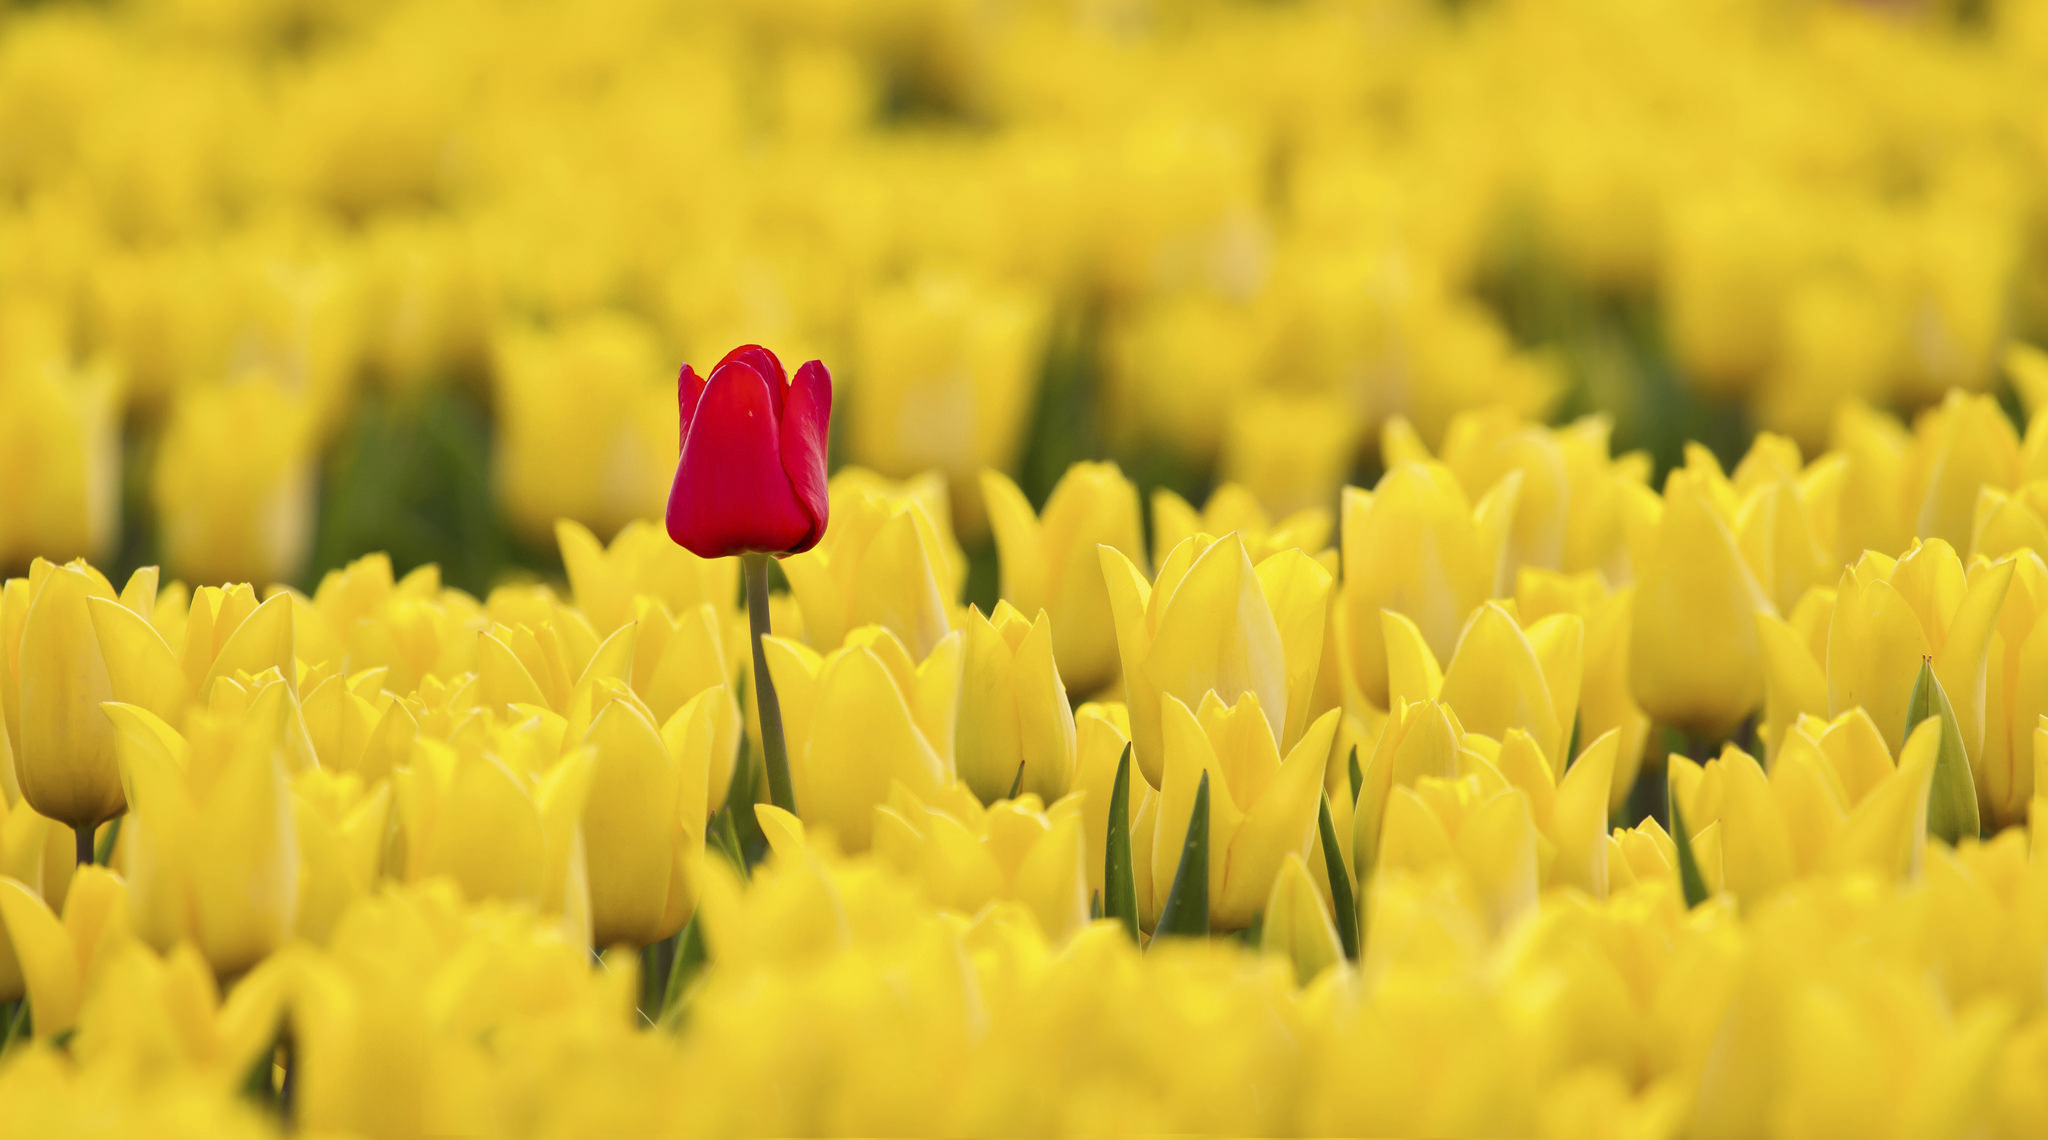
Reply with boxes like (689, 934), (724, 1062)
(664, 345), (832, 558)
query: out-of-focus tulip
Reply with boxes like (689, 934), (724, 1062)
(16, 559), (126, 831)
(1260, 851), (1344, 985)
(980, 462), (1144, 693)
(1150, 691), (1341, 931)
(0, 866), (132, 1041)
(847, 271), (1048, 526)
(306, 555), (485, 695)
(391, 719), (597, 947)
(1828, 401), (1914, 568)
(556, 518), (738, 637)
(1152, 482), (1332, 564)
(1382, 603), (1583, 780)
(152, 376), (316, 586)
(1340, 460), (1516, 709)
(577, 683), (719, 948)
(1754, 586), (1835, 764)
(1101, 533), (1331, 789)
(665, 344), (831, 559)
(1517, 568), (1653, 811)
(1629, 465), (1775, 737)
(956, 602), (1075, 805)
(782, 469), (962, 656)
(1904, 389), (2019, 553)
(103, 700), (297, 977)
(0, 360), (121, 570)
(1069, 701), (1158, 910)
(1376, 772), (1540, 933)
(293, 767), (390, 945)
(1827, 540), (2011, 760)
(762, 626), (961, 851)
(873, 786), (1089, 943)
(1219, 391), (1358, 523)
(492, 312), (677, 545)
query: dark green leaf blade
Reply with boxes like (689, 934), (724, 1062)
(658, 914), (710, 1033)
(1103, 744), (1140, 941)
(1153, 771), (1210, 940)
(1908, 656), (1981, 845)
(1347, 745), (1364, 808)
(1317, 793), (1360, 961)
(1668, 784), (1709, 909)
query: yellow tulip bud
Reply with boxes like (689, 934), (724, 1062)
(1905, 389), (2019, 553)
(1341, 460), (1514, 708)
(293, 767), (391, 945)
(1260, 851), (1344, 985)
(556, 518), (738, 637)
(764, 629), (957, 851)
(981, 463), (1144, 694)
(1152, 483), (1332, 566)
(17, 561), (125, 830)
(782, 469), (963, 656)
(1101, 532), (1330, 790)
(153, 376), (316, 587)
(105, 701), (297, 977)
(0, 361), (121, 569)
(1629, 468), (1775, 736)
(1218, 391), (1358, 523)
(580, 684), (716, 947)
(957, 603), (1075, 805)
(1150, 691), (1340, 931)
(490, 312), (674, 545)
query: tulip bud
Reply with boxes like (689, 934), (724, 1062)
(580, 685), (717, 948)
(153, 376), (316, 587)
(957, 603), (1076, 805)
(0, 360), (121, 570)
(1629, 468), (1775, 737)
(981, 462), (1145, 693)
(1151, 483), (1332, 565)
(1341, 461), (1516, 708)
(665, 344), (831, 559)
(1905, 389), (2019, 553)
(1261, 851), (1345, 985)
(782, 469), (960, 657)
(293, 768), (391, 945)
(17, 561), (125, 831)
(557, 517), (738, 637)
(1219, 391), (1358, 524)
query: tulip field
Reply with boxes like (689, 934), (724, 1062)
(12, 0), (2048, 1136)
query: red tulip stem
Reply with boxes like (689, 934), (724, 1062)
(744, 552), (797, 817)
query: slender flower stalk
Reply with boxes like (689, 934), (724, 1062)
(745, 553), (796, 815)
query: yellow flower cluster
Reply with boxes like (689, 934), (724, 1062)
(5, 0), (2048, 578)
(5, 384), (2048, 1133)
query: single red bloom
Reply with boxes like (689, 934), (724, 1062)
(664, 345), (831, 558)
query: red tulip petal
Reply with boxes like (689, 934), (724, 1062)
(717, 345), (787, 418)
(666, 358), (812, 558)
(676, 363), (707, 450)
(780, 359), (833, 553)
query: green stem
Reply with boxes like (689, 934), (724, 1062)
(74, 825), (94, 868)
(743, 553), (796, 817)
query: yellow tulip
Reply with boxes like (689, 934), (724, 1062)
(293, 767), (391, 945)
(957, 603), (1075, 804)
(1152, 482), (1333, 564)
(0, 866), (132, 1041)
(0, 359), (121, 570)
(847, 269), (1052, 523)
(1382, 603), (1582, 780)
(1517, 568), (1653, 811)
(1351, 697), (1466, 879)
(621, 600), (742, 810)
(1100, 532), (1331, 789)
(1972, 551), (2048, 827)
(1629, 466), (1775, 737)
(1069, 701), (1158, 910)
(103, 700), (297, 977)
(1260, 851), (1345, 985)
(873, 785), (1090, 943)
(782, 468), (964, 657)
(490, 311), (675, 545)
(556, 517), (738, 637)
(762, 626), (961, 851)
(1149, 691), (1341, 931)
(981, 462), (1145, 693)
(1827, 540), (2011, 760)
(88, 576), (301, 737)
(1828, 401), (1915, 568)
(391, 718), (596, 948)
(1904, 389), (2019, 553)
(16, 559), (126, 831)
(1218, 390), (1359, 523)
(1340, 460), (1516, 709)
(578, 683), (719, 947)
(152, 376), (316, 586)
(1376, 772), (1540, 933)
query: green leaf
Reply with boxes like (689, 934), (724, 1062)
(1347, 745), (1364, 808)
(1153, 771), (1210, 940)
(94, 817), (121, 867)
(1317, 793), (1360, 961)
(1908, 657), (1981, 845)
(1, 1000), (29, 1055)
(1668, 785), (1710, 909)
(1238, 911), (1263, 947)
(1103, 744), (1140, 942)
(658, 913), (710, 1032)
(712, 808), (749, 882)
(1007, 759), (1025, 802)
